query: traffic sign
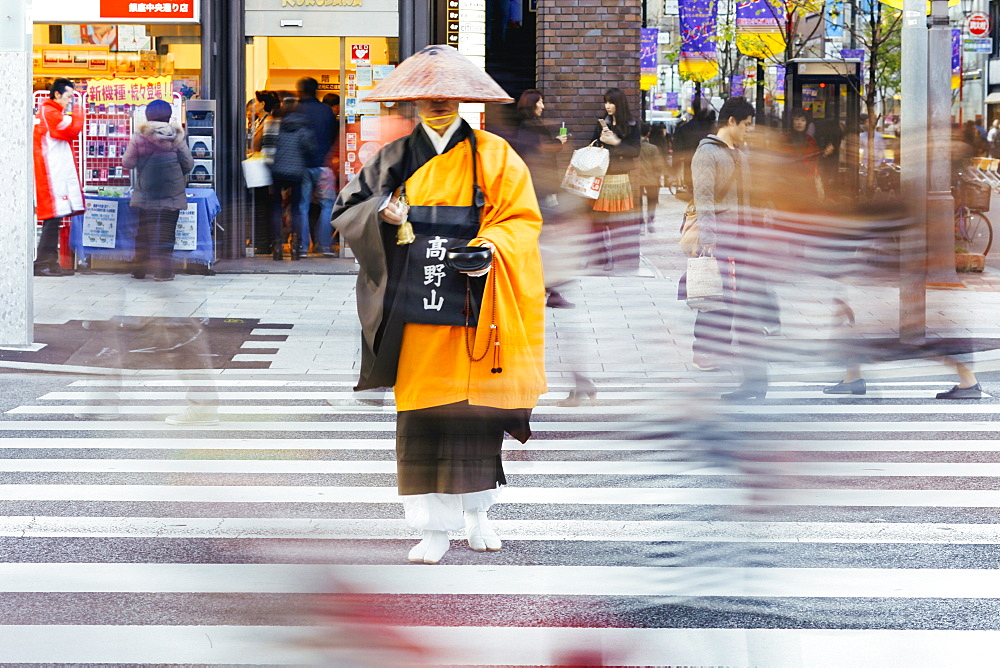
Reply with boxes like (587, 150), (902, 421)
(966, 11), (991, 38)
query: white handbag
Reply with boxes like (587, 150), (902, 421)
(241, 156), (272, 188)
(568, 141), (610, 177)
(685, 256), (726, 311)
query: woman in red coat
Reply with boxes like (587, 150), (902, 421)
(33, 78), (85, 277)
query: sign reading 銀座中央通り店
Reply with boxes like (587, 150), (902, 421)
(100, 0), (196, 19)
(32, 0), (200, 23)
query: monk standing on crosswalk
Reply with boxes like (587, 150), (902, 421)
(332, 45), (547, 564)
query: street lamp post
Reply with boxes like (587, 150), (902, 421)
(958, 0), (973, 124)
(927, 0), (962, 288)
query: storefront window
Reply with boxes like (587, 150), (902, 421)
(32, 23), (203, 196)
(32, 24), (202, 99)
(244, 36), (403, 187)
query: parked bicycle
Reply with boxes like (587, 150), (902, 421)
(954, 177), (994, 257)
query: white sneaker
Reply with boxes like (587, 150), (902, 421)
(165, 406), (219, 426)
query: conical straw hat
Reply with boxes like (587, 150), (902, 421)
(365, 45), (513, 103)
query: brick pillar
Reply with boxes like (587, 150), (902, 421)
(536, 0), (642, 144)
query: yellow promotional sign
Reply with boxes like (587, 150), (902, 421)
(797, 0), (824, 11)
(679, 59), (720, 83)
(879, 0), (960, 11)
(86, 76), (173, 105)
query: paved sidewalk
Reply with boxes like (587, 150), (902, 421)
(7, 191), (1000, 383)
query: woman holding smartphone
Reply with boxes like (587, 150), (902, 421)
(590, 88), (641, 272)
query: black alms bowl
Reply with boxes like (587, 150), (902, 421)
(445, 246), (492, 272)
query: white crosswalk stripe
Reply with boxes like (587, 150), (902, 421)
(2, 375), (999, 665)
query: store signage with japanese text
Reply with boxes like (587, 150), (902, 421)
(100, 0), (195, 19)
(964, 37), (993, 53)
(33, 0), (198, 23)
(442, 0), (485, 60)
(87, 76), (173, 104)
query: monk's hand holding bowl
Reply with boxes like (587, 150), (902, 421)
(462, 240), (495, 277)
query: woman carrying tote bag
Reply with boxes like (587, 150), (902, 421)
(122, 100), (194, 282)
(589, 87), (641, 272)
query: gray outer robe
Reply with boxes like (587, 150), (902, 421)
(331, 122), (474, 391)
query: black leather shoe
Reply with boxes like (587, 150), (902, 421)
(936, 383), (982, 400)
(34, 266), (67, 277)
(823, 379), (866, 395)
(546, 290), (575, 309)
(722, 386), (767, 401)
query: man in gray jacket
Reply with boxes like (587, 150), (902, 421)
(690, 97), (770, 399)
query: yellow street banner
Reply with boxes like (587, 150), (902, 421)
(736, 0), (787, 61)
(86, 76), (173, 105)
(679, 0), (720, 83)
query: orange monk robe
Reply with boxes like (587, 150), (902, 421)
(393, 130), (547, 412)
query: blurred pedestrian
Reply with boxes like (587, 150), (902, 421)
(988, 119), (1000, 159)
(825, 300), (983, 400)
(783, 108), (821, 201)
(33, 77), (85, 277)
(691, 97), (773, 399)
(249, 90), (279, 154)
(249, 91), (280, 256)
(638, 122), (664, 233)
(320, 93), (343, 256)
(332, 45), (546, 565)
(512, 88), (566, 206)
(963, 120), (988, 157)
(589, 87), (641, 272)
(649, 120), (672, 186)
(269, 97), (317, 260)
(511, 89), (575, 308)
(674, 99), (715, 194)
(122, 100), (194, 282)
(814, 118), (843, 200)
(975, 115), (988, 146)
(295, 77), (338, 256)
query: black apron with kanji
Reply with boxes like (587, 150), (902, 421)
(401, 132), (487, 327)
